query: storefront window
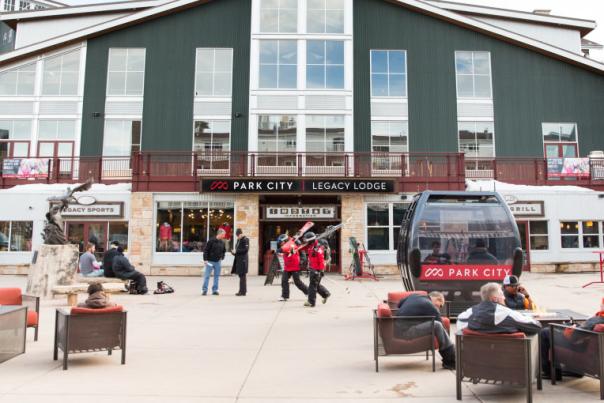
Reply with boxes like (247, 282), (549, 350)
(366, 202), (408, 251)
(560, 221), (579, 248)
(529, 221), (548, 250)
(0, 221), (33, 252)
(108, 222), (129, 251)
(156, 201), (234, 253)
(582, 221), (600, 248)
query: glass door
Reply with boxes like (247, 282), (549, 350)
(37, 141), (74, 177)
(65, 222), (108, 260)
(66, 223), (85, 254)
(516, 221), (531, 271)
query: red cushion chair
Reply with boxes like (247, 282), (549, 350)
(550, 323), (604, 399)
(456, 328), (539, 402)
(374, 302), (441, 372)
(54, 305), (127, 370)
(386, 291), (428, 309)
(0, 288), (40, 341)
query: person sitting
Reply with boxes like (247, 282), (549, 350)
(77, 283), (116, 309)
(467, 239), (498, 264)
(395, 291), (455, 369)
(540, 298), (604, 380)
(502, 275), (535, 310)
(457, 282), (541, 335)
(102, 241), (121, 278)
(79, 242), (104, 277)
(423, 241), (451, 264)
(113, 246), (148, 295)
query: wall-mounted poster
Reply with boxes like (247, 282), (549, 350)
(2, 159), (49, 179)
(547, 158), (590, 178)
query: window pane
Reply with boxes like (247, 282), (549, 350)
(325, 10), (344, 33)
(530, 236), (548, 250)
(103, 121), (132, 156)
(107, 72), (126, 95)
(260, 9), (278, 32)
(197, 49), (214, 71)
(560, 221), (579, 234)
(259, 65), (278, 88)
(326, 41), (343, 64)
(196, 72), (212, 95)
(455, 52), (473, 74)
(108, 222), (128, 250)
(456, 75), (473, 97)
(125, 72), (144, 95)
(529, 221), (548, 235)
(279, 65), (297, 88)
(38, 121), (56, 140)
(325, 65), (343, 89)
(183, 208), (208, 252)
(60, 71), (79, 95)
(560, 124), (577, 142)
(279, 8), (297, 32)
(307, 41), (324, 64)
(542, 123), (560, 142)
(561, 236), (578, 248)
(42, 71), (60, 95)
(371, 74), (388, 97)
(9, 222), (32, 251)
(12, 120), (31, 139)
(279, 40), (297, 64)
(214, 72), (232, 96)
(371, 50), (387, 73)
(562, 145), (577, 158)
(474, 75), (491, 98)
(18, 70), (35, 95)
(0, 71), (17, 95)
(0, 222), (9, 251)
(388, 51), (406, 74)
(582, 221), (599, 234)
(108, 49), (127, 71)
(367, 203), (389, 226)
(473, 52), (490, 74)
(388, 74), (406, 96)
(583, 235), (600, 248)
(307, 9), (325, 33)
(127, 50), (145, 71)
(214, 49), (232, 71)
(260, 41), (278, 64)
(368, 227), (389, 250)
(306, 65), (324, 88)
(393, 203), (407, 226)
(156, 204), (182, 252)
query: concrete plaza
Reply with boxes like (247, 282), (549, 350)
(0, 271), (602, 402)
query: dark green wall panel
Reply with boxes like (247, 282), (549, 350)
(354, 0), (604, 156)
(81, 0), (250, 156)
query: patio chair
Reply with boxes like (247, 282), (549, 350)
(550, 323), (604, 399)
(53, 306), (127, 370)
(374, 302), (448, 372)
(0, 288), (40, 341)
(386, 291), (427, 310)
(456, 328), (541, 403)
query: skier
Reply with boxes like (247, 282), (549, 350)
(277, 234), (309, 301)
(301, 231), (331, 307)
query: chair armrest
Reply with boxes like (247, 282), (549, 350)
(56, 307), (71, 316)
(22, 294), (40, 313)
(551, 323), (602, 336)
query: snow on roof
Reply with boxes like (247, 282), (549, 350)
(0, 182), (132, 194)
(466, 179), (595, 194)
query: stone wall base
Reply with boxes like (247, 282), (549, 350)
(531, 263), (601, 273)
(150, 265), (233, 276)
(374, 265), (399, 275)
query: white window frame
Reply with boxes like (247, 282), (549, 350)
(370, 120), (409, 152)
(106, 48), (146, 97)
(259, 0), (298, 33)
(257, 114), (297, 153)
(528, 220), (549, 251)
(541, 122), (580, 157)
(101, 119), (142, 157)
(454, 51), (493, 99)
(41, 49), (81, 96)
(258, 40), (298, 89)
(0, 62), (36, 96)
(369, 49), (408, 98)
(306, 0), (345, 34)
(0, 221), (33, 253)
(560, 220), (602, 249)
(193, 119), (232, 152)
(365, 202), (408, 251)
(457, 121), (496, 159)
(194, 48), (233, 97)
(306, 40), (344, 90)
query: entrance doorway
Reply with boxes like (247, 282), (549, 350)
(259, 195), (341, 274)
(516, 221), (531, 271)
(65, 221), (129, 260)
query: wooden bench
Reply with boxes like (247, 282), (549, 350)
(52, 283), (128, 307)
(75, 276), (129, 285)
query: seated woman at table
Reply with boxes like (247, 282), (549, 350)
(540, 298), (604, 379)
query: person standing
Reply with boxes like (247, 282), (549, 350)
(79, 242), (104, 277)
(277, 234), (308, 301)
(231, 229), (249, 296)
(301, 232), (331, 307)
(202, 229), (226, 296)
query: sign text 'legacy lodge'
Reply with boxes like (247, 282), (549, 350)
(201, 179), (395, 193)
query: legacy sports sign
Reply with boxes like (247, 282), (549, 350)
(53, 202), (124, 218)
(201, 179), (395, 193)
(419, 265), (512, 281)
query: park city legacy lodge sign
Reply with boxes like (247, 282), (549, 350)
(201, 179), (395, 193)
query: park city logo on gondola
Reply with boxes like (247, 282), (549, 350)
(201, 179), (395, 193)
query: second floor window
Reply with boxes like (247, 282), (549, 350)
(106, 48), (146, 96)
(542, 123), (578, 158)
(102, 120), (141, 156)
(195, 48), (233, 97)
(258, 115), (297, 153)
(370, 50), (406, 97)
(0, 63), (35, 96)
(260, 0), (297, 33)
(455, 51), (492, 98)
(306, 115), (345, 153)
(194, 120), (231, 153)
(371, 121), (408, 153)
(458, 121), (495, 158)
(307, 40), (344, 89)
(42, 50), (80, 96)
(259, 40), (297, 89)
(307, 0), (344, 34)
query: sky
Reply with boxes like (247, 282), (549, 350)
(64, 0), (604, 58)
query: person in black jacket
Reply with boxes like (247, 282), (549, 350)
(467, 239), (498, 264)
(112, 247), (148, 294)
(457, 282), (541, 335)
(231, 229), (249, 296)
(502, 275), (534, 310)
(202, 229), (226, 296)
(395, 292), (455, 369)
(102, 241), (120, 278)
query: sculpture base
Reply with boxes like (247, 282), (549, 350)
(26, 244), (79, 298)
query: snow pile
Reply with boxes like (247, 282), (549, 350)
(0, 183), (132, 194)
(465, 179), (595, 194)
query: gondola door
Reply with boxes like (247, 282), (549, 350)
(516, 221), (531, 271)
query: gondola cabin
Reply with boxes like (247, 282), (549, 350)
(397, 191), (523, 316)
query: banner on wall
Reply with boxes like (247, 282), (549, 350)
(546, 158), (590, 178)
(2, 158), (49, 179)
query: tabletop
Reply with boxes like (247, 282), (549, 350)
(520, 308), (589, 325)
(0, 305), (27, 315)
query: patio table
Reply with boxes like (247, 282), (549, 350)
(0, 305), (27, 363)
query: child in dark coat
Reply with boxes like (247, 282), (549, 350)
(77, 283), (116, 308)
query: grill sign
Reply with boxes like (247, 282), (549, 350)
(419, 265), (512, 281)
(201, 179), (394, 193)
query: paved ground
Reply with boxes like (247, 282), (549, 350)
(0, 271), (603, 402)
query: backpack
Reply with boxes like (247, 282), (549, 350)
(154, 281), (175, 294)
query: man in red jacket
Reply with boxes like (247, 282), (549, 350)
(277, 234), (308, 301)
(301, 232), (331, 307)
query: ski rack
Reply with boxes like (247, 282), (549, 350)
(345, 238), (378, 281)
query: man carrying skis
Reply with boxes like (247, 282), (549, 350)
(277, 234), (309, 301)
(301, 231), (331, 307)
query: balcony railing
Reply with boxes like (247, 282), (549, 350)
(1, 152), (602, 191)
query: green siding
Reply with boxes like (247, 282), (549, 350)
(354, 0), (604, 156)
(81, 0), (251, 156)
